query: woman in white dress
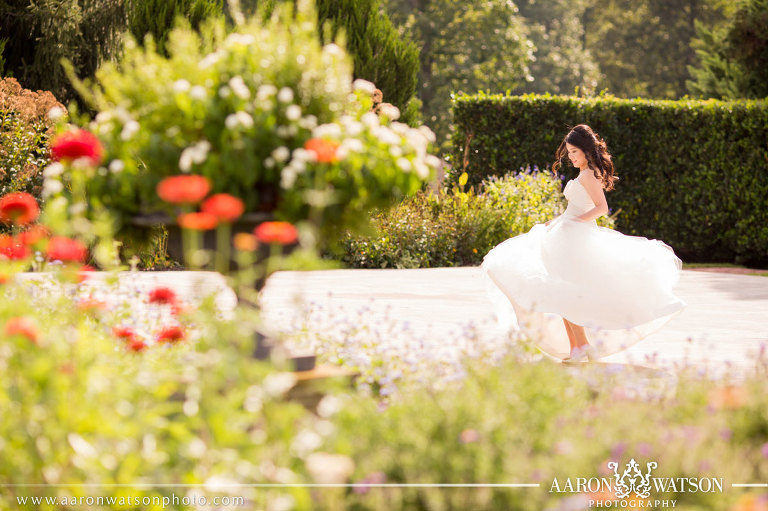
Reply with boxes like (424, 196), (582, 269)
(482, 124), (686, 363)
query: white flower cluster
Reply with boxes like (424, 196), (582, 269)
(278, 110), (439, 189)
(179, 141), (212, 172)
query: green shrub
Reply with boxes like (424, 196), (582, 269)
(128, 0), (224, 56)
(62, 1), (438, 251)
(451, 92), (768, 266)
(338, 168), (614, 268)
(0, 78), (64, 207)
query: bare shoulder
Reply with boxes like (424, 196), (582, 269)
(579, 169), (604, 190)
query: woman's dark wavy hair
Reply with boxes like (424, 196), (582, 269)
(552, 124), (618, 191)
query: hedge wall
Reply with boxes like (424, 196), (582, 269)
(450, 93), (768, 266)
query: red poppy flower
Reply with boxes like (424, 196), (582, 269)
(77, 297), (107, 312)
(0, 192), (40, 226)
(157, 175), (211, 204)
(0, 274), (9, 285)
(304, 138), (341, 163)
(0, 234), (31, 260)
(128, 338), (148, 352)
(4, 317), (39, 343)
(77, 265), (95, 283)
(157, 325), (185, 343)
(201, 194), (245, 222)
(177, 212), (218, 230)
(148, 286), (177, 305)
(18, 224), (51, 245)
(113, 326), (136, 340)
(254, 221), (299, 245)
(50, 129), (104, 165)
(46, 236), (88, 263)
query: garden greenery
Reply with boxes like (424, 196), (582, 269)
(339, 168), (615, 268)
(60, 1), (438, 254)
(451, 92), (768, 266)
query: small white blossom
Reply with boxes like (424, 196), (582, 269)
(225, 111), (254, 130)
(95, 111), (112, 123)
(47, 106), (66, 121)
(390, 122), (410, 136)
(292, 148), (316, 163)
(179, 140), (211, 172)
(379, 104), (400, 121)
(312, 123), (342, 139)
(229, 76), (250, 99)
(322, 43), (343, 58)
(189, 85), (206, 101)
(277, 87), (294, 103)
(414, 162), (430, 179)
(225, 32), (255, 47)
(290, 429), (323, 457)
(281, 166), (298, 188)
(264, 157), (275, 169)
(108, 160), (125, 174)
(198, 51), (221, 69)
(285, 104), (301, 121)
(43, 162), (64, 178)
(172, 79), (190, 93)
(299, 115), (318, 130)
(396, 158), (412, 172)
(361, 111), (379, 129)
(389, 146), (403, 158)
(425, 155), (442, 168)
(272, 146), (290, 163)
(341, 138), (364, 153)
(257, 84), (277, 100)
(316, 395), (343, 418)
(418, 125), (437, 144)
(373, 126), (401, 146)
(218, 86), (231, 99)
(352, 79), (377, 95)
(120, 120), (140, 141)
(42, 179), (63, 197)
(263, 373), (296, 397)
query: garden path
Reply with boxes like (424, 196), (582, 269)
(258, 268), (768, 374)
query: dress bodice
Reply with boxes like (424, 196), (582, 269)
(563, 178), (595, 217)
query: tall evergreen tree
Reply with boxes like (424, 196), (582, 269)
(0, 0), (127, 102)
(128, 0), (223, 56)
(687, 0), (768, 98)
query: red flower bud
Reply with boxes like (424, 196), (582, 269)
(50, 129), (104, 165)
(157, 175), (211, 204)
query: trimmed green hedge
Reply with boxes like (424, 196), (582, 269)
(450, 93), (768, 266)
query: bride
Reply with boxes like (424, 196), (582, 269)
(482, 124), (686, 363)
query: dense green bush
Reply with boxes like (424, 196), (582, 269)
(338, 168), (616, 268)
(0, 78), (64, 204)
(451, 93), (768, 266)
(128, 0), (223, 56)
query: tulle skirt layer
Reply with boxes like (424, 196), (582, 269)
(481, 216), (687, 359)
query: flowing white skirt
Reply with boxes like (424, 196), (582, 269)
(481, 216), (687, 360)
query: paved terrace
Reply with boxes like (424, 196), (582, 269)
(15, 268), (767, 375)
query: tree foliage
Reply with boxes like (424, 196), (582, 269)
(513, 0), (600, 96)
(0, 0), (127, 102)
(128, 0), (223, 56)
(382, 0), (533, 147)
(583, 0), (726, 99)
(687, 0), (768, 99)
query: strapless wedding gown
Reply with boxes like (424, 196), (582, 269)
(481, 176), (687, 360)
